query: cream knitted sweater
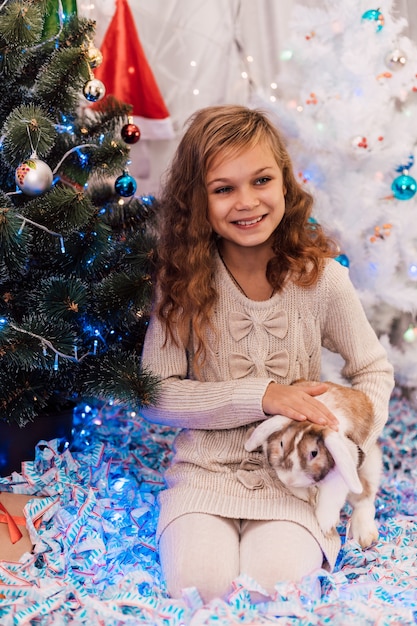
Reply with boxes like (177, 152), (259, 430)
(141, 254), (394, 568)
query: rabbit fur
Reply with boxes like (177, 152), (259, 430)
(245, 381), (382, 548)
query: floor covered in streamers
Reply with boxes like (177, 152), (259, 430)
(0, 388), (416, 625)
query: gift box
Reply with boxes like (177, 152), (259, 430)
(0, 492), (44, 562)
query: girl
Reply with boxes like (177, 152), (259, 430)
(141, 105), (394, 602)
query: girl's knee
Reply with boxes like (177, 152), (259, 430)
(240, 520), (323, 593)
(159, 513), (239, 602)
(164, 568), (233, 603)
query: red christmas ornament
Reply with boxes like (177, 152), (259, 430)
(121, 122), (141, 144)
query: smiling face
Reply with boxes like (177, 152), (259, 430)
(205, 141), (286, 255)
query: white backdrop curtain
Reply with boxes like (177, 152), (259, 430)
(77, 0), (417, 194)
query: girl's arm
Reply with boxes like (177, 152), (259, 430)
(141, 313), (337, 430)
(140, 312), (273, 430)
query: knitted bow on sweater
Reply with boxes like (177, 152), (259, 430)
(228, 310), (289, 379)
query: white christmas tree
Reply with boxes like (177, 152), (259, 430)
(258, 0), (417, 398)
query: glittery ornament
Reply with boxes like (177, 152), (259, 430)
(115, 171), (137, 197)
(391, 174), (417, 200)
(395, 155), (414, 173)
(361, 9), (384, 32)
(384, 49), (407, 71)
(86, 46), (103, 69)
(121, 122), (141, 144)
(15, 156), (53, 196)
(83, 78), (106, 102)
(335, 253), (350, 267)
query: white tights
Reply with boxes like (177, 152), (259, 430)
(159, 513), (323, 603)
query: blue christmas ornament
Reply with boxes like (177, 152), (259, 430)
(115, 171), (137, 197)
(391, 174), (417, 200)
(307, 216), (319, 232)
(361, 9), (384, 32)
(335, 253), (350, 267)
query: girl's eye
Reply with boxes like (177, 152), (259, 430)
(255, 177), (271, 185)
(214, 186), (233, 194)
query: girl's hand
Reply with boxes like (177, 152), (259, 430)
(262, 381), (339, 430)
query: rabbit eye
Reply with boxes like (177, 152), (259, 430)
(310, 449), (318, 459)
(280, 440), (283, 448)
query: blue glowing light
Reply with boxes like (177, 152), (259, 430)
(140, 195), (155, 206)
(408, 264), (417, 280)
(76, 149), (89, 166)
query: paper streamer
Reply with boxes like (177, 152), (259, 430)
(0, 389), (415, 624)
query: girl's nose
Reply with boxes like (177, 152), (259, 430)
(234, 188), (260, 210)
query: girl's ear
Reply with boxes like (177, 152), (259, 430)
(324, 431), (363, 494)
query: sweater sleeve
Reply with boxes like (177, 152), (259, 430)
(140, 312), (274, 430)
(320, 261), (395, 453)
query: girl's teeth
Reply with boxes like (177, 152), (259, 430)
(236, 216), (262, 226)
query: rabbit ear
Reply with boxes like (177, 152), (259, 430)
(245, 415), (292, 452)
(324, 431), (363, 494)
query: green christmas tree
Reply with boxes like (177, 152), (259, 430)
(0, 0), (159, 427)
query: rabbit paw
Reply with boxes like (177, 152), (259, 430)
(348, 508), (379, 549)
(315, 502), (339, 535)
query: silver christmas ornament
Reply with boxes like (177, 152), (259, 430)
(15, 156), (53, 196)
(83, 78), (106, 103)
(384, 49), (407, 71)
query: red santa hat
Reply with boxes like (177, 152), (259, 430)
(94, 0), (174, 140)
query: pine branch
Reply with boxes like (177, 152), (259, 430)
(1, 104), (57, 166)
(0, 2), (43, 47)
(79, 350), (161, 411)
(0, 195), (32, 279)
(34, 46), (90, 112)
(84, 95), (133, 137)
(21, 186), (96, 235)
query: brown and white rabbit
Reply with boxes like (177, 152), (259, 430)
(245, 381), (382, 548)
